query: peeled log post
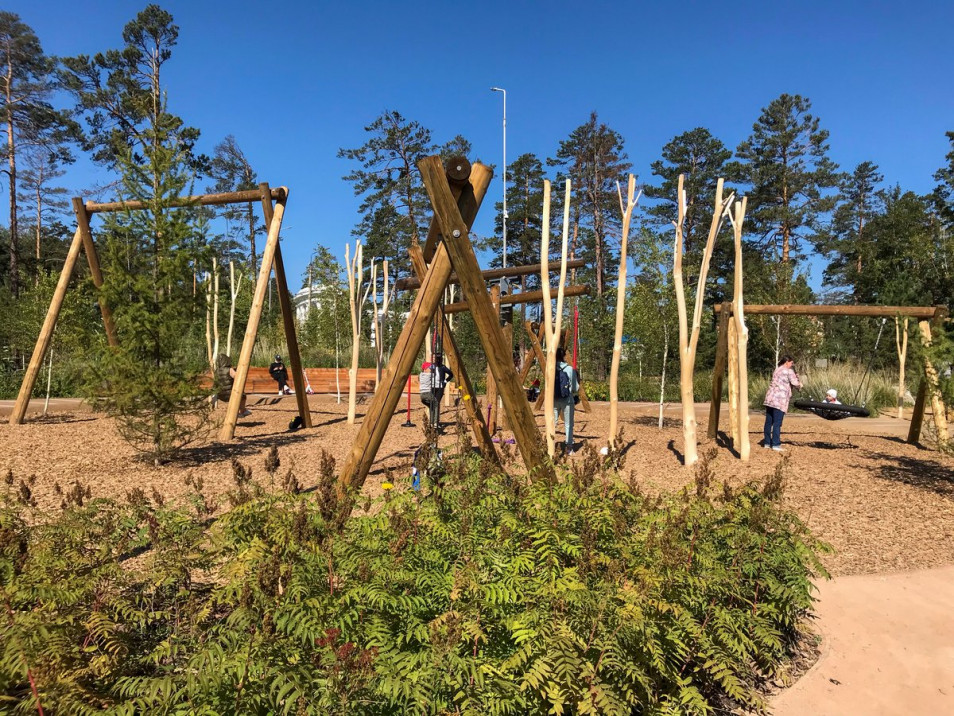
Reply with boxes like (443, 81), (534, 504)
(541, 180), (571, 457)
(918, 320), (949, 449)
(730, 197), (750, 461)
(727, 318), (739, 445)
(346, 242), (363, 424)
(609, 175), (639, 448)
(674, 175), (733, 466)
(895, 317), (909, 420)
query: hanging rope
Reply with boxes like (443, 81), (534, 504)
(851, 317), (887, 406)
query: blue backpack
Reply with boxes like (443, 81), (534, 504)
(555, 365), (572, 401)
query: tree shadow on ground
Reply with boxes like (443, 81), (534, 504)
(856, 449), (954, 498)
(24, 413), (97, 425)
(631, 415), (680, 429)
(173, 430), (310, 466)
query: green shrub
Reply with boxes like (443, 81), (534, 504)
(0, 449), (828, 714)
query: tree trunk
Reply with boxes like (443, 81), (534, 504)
(918, 320), (948, 449)
(346, 242), (363, 424)
(896, 317), (908, 420)
(7, 90), (19, 297)
(727, 318), (739, 444)
(541, 180), (571, 457)
(609, 175), (638, 448)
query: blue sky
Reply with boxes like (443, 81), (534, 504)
(14, 0), (954, 290)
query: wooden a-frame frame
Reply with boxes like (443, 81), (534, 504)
(707, 303), (948, 448)
(10, 186), (311, 439)
(336, 156), (554, 504)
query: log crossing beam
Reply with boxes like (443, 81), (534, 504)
(714, 304), (943, 319)
(86, 187), (286, 213)
(442, 284), (589, 314)
(419, 156), (552, 480)
(394, 258), (586, 292)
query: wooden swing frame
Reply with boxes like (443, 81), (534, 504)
(9, 184), (312, 440)
(708, 303), (949, 447)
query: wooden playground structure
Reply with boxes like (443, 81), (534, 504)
(707, 303), (950, 448)
(336, 155), (596, 497)
(8, 184), (313, 438)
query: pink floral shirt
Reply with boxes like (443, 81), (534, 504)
(763, 365), (801, 412)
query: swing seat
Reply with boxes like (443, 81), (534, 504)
(793, 398), (870, 420)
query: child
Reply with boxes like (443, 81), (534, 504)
(824, 389), (840, 404)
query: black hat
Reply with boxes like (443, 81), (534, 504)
(275, 355), (283, 361)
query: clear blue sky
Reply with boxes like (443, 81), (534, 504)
(13, 0), (954, 289)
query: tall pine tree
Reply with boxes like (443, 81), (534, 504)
(337, 110), (436, 276)
(736, 94), (839, 265)
(822, 161), (884, 293)
(548, 112), (631, 297)
(0, 11), (74, 297)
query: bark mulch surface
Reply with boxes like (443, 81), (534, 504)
(2, 395), (952, 577)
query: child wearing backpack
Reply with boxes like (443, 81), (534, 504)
(553, 347), (580, 455)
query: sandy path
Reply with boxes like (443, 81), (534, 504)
(772, 566), (954, 715)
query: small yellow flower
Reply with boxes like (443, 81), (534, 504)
(463, 394), (471, 401)
(381, 482), (394, 490)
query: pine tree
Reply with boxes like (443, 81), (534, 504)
(822, 161), (884, 293)
(645, 127), (740, 296)
(16, 148), (70, 282)
(736, 94), (839, 265)
(0, 11), (74, 297)
(548, 112), (632, 296)
(933, 131), (954, 230)
(60, 4), (206, 178)
(338, 111), (436, 276)
(208, 135), (261, 273)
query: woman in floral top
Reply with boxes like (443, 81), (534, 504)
(763, 355), (801, 451)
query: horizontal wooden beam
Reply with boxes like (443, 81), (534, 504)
(714, 303), (943, 319)
(86, 187), (287, 214)
(395, 258), (586, 291)
(442, 284), (589, 315)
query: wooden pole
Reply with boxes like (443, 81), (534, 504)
(259, 183), (311, 428)
(419, 156), (552, 478)
(86, 187), (286, 213)
(486, 284), (501, 434)
(706, 303), (731, 439)
(895, 317), (909, 420)
(346, 241), (363, 424)
(219, 189), (290, 440)
(10, 227), (85, 424)
(726, 317), (739, 445)
(714, 304), (939, 318)
(72, 197), (118, 347)
(675, 175), (733, 466)
(336, 162), (495, 500)
(609, 175), (639, 448)
(908, 379), (929, 444)
(409, 245), (498, 462)
(730, 198), (750, 461)
(918, 319), (949, 449)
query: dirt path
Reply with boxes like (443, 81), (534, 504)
(772, 566), (954, 715)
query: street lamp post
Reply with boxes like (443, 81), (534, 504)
(490, 86), (507, 269)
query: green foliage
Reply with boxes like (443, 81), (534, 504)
(1, 446), (828, 714)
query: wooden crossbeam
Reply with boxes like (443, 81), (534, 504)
(419, 156), (552, 480)
(394, 258), (586, 291)
(715, 304), (942, 319)
(442, 284), (589, 314)
(86, 187), (286, 213)
(336, 162), (495, 500)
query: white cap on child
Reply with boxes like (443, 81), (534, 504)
(826, 389), (837, 399)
